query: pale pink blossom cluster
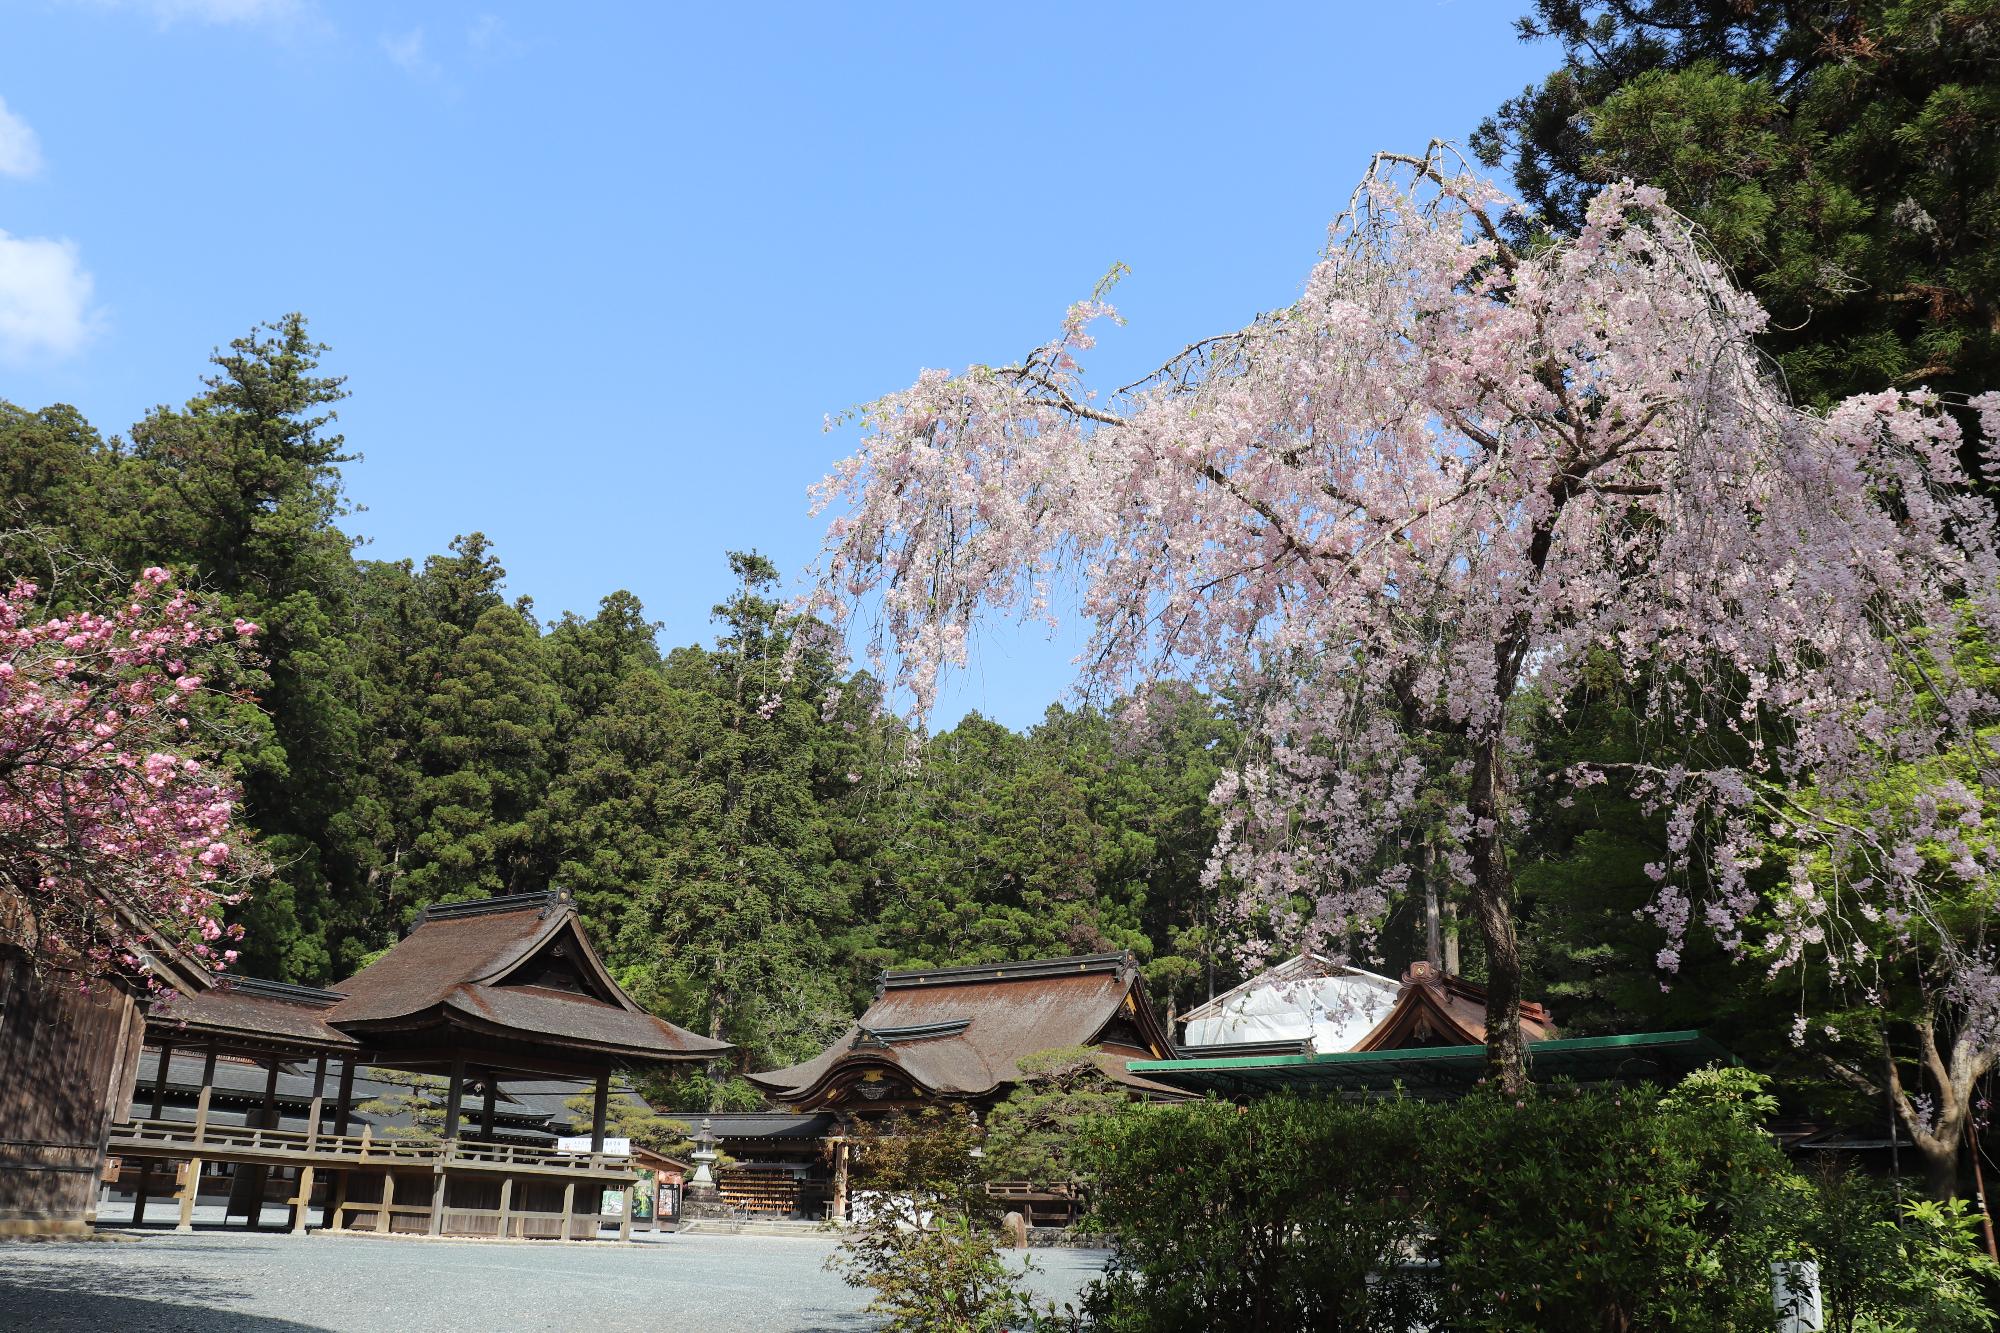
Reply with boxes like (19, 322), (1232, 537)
(0, 571), (254, 983)
(811, 148), (2000, 1041)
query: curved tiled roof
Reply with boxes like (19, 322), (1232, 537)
(151, 977), (356, 1051)
(748, 953), (1176, 1104)
(143, 892), (729, 1065)
(1351, 962), (1559, 1051)
(326, 893), (730, 1062)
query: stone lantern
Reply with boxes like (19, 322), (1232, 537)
(683, 1116), (725, 1217)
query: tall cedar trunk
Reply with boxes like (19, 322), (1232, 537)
(1469, 729), (1529, 1094)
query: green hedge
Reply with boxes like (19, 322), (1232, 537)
(1074, 1069), (1997, 1333)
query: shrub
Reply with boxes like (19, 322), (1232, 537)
(1794, 1158), (1999, 1333)
(827, 1103), (1038, 1333)
(1077, 1096), (1434, 1332)
(1076, 1068), (1992, 1332)
(1424, 1076), (1795, 1331)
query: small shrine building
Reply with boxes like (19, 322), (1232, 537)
(94, 889), (725, 1241)
(737, 951), (1183, 1221)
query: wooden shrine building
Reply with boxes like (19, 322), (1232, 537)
(743, 952), (1182, 1221)
(99, 889), (726, 1240)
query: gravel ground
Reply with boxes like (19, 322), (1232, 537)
(0, 1229), (1108, 1332)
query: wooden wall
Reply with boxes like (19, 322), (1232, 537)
(0, 951), (143, 1234)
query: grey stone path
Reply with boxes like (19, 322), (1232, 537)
(0, 1229), (1107, 1332)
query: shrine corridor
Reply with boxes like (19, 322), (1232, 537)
(0, 1231), (1109, 1331)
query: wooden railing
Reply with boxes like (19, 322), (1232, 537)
(107, 1119), (636, 1180)
(985, 1180), (1080, 1227)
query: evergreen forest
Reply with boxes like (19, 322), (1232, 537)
(4, 0), (1996, 1130)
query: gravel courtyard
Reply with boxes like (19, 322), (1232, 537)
(0, 1230), (1110, 1332)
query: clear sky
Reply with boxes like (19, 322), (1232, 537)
(0, 1), (1556, 728)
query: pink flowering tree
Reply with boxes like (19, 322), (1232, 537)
(0, 567), (256, 986)
(810, 144), (2000, 1097)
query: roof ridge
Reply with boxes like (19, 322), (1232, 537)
(879, 952), (1131, 991)
(409, 889), (567, 933)
(213, 975), (346, 1008)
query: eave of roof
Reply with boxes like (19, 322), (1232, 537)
(1130, 1030), (1735, 1097)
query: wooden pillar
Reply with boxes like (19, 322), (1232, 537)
(618, 1185), (633, 1242)
(307, 1053), (328, 1141)
(831, 1139), (850, 1224)
(427, 1169), (448, 1236)
(131, 1044), (173, 1226)
(590, 1069), (610, 1154)
(195, 1043), (218, 1143)
(175, 1157), (202, 1233)
(559, 1180), (575, 1242)
(376, 1170), (395, 1234)
(290, 1166), (316, 1235)
(480, 1074), (498, 1143)
(149, 1043), (175, 1119)
(249, 1056), (280, 1228)
(442, 1055), (466, 1142)
(176, 1043), (217, 1234)
(496, 1176), (513, 1241)
(334, 1057), (356, 1136)
(328, 1169), (349, 1232)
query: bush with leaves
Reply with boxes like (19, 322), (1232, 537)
(827, 1103), (1038, 1333)
(1425, 1070), (1799, 1331)
(1794, 1157), (1999, 1333)
(1077, 1096), (1434, 1333)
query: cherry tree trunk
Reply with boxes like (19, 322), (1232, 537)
(1468, 731), (1529, 1094)
(1922, 1136), (1963, 1202)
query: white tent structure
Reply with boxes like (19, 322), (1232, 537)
(1178, 955), (1401, 1053)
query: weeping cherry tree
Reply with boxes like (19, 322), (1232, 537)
(809, 145), (2000, 1095)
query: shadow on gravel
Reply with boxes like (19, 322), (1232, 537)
(0, 1291), (329, 1332)
(0, 1248), (326, 1333)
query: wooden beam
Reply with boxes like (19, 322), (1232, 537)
(590, 1069), (610, 1154)
(559, 1180), (575, 1242)
(496, 1176), (513, 1241)
(377, 1170), (395, 1234)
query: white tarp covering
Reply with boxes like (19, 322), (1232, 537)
(1180, 957), (1400, 1052)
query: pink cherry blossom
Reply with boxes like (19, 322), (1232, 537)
(0, 570), (255, 988)
(809, 145), (2000, 1088)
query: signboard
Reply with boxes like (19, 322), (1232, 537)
(555, 1135), (631, 1155)
(630, 1169), (656, 1221)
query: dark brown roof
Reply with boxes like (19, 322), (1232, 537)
(149, 977), (357, 1052)
(747, 953), (1177, 1105)
(327, 892), (730, 1063)
(1352, 963), (1559, 1051)
(144, 893), (729, 1065)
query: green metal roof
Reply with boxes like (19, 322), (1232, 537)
(1129, 1030), (1736, 1098)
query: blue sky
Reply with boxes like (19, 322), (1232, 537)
(0, 1), (1556, 728)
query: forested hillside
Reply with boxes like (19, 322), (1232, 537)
(0, 322), (1254, 1080)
